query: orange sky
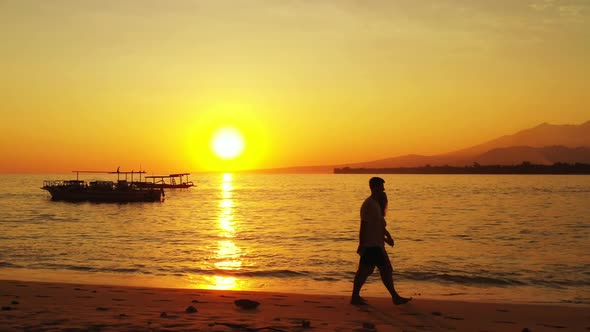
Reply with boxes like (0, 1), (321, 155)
(1, 1), (589, 173)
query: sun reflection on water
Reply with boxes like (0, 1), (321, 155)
(206, 275), (238, 290)
(211, 173), (243, 290)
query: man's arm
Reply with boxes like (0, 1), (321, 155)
(357, 220), (367, 254)
(359, 220), (367, 242)
(384, 228), (394, 247)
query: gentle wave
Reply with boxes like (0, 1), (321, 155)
(400, 271), (590, 287)
(401, 271), (525, 286)
(4, 263), (308, 278)
(184, 269), (309, 278)
(31, 264), (143, 274)
(5, 261), (590, 289)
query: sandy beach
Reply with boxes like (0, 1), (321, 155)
(1, 279), (587, 332)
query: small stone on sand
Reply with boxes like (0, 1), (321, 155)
(234, 299), (260, 310)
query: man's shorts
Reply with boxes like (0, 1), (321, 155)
(359, 246), (387, 266)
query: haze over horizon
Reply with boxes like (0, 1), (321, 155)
(1, 1), (589, 173)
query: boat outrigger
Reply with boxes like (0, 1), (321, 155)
(42, 170), (164, 203)
(134, 173), (194, 189)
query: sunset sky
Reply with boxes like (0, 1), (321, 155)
(1, 1), (588, 173)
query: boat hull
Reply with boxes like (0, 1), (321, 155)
(43, 187), (163, 203)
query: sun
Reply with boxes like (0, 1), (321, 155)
(211, 127), (245, 160)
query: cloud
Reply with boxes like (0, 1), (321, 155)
(559, 5), (585, 17)
(530, 0), (555, 11)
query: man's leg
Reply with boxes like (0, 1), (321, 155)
(377, 254), (412, 305)
(351, 262), (374, 304)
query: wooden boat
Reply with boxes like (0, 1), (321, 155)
(42, 170), (164, 203)
(134, 173), (194, 189)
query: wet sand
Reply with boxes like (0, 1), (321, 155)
(1, 279), (588, 331)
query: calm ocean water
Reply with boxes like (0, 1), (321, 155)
(0, 173), (589, 304)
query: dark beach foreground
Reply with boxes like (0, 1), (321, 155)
(1, 279), (588, 331)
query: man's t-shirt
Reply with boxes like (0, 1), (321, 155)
(359, 196), (385, 249)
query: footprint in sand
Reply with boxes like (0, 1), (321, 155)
(160, 313), (180, 319)
(163, 323), (194, 328)
(537, 323), (566, 329)
(112, 298), (125, 301)
(316, 305), (335, 309)
(274, 304), (294, 307)
(494, 320), (516, 324)
(444, 316), (464, 321)
(413, 324), (432, 330)
(303, 300), (320, 303)
(42, 319), (68, 326)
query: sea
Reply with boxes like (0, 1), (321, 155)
(1, 173), (589, 305)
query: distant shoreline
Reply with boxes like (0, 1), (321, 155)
(334, 162), (590, 174)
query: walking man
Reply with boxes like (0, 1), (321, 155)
(351, 177), (412, 305)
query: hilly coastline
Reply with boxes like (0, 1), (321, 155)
(243, 120), (590, 173)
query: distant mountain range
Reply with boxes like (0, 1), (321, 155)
(243, 120), (590, 173)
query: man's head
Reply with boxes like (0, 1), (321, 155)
(369, 177), (385, 194)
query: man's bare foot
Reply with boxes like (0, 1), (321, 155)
(393, 296), (412, 305)
(350, 296), (368, 305)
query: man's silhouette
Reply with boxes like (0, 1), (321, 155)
(351, 177), (412, 305)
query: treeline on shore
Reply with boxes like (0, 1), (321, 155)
(333, 162), (590, 174)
